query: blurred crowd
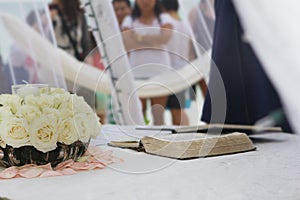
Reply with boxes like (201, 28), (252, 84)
(0, 0), (294, 133)
(114, 0), (212, 125)
(0, 0), (213, 126)
(49, 0), (212, 126)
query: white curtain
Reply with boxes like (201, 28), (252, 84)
(233, 0), (300, 133)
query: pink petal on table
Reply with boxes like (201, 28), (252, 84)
(87, 162), (105, 170)
(59, 168), (77, 176)
(92, 151), (113, 160)
(19, 167), (45, 178)
(88, 158), (106, 166)
(85, 146), (103, 156)
(111, 156), (124, 163)
(19, 164), (36, 169)
(0, 147), (120, 179)
(38, 163), (52, 170)
(93, 153), (116, 165)
(76, 155), (90, 162)
(0, 166), (19, 179)
(54, 159), (74, 170)
(40, 170), (62, 178)
(69, 161), (90, 170)
(99, 160), (113, 165)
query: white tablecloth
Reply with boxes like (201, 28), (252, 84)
(0, 126), (299, 200)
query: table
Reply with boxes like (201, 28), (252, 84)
(1, 126), (299, 200)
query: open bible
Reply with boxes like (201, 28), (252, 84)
(108, 132), (256, 159)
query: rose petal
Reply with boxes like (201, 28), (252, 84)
(19, 167), (45, 178)
(19, 164), (36, 169)
(38, 163), (52, 170)
(0, 166), (18, 179)
(69, 162), (90, 170)
(54, 159), (74, 170)
(40, 170), (62, 178)
(93, 151), (113, 160)
(85, 146), (104, 156)
(59, 168), (77, 175)
(76, 155), (91, 162)
(0, 147), (119, 179)
(87, 162), (105, 170)
(111, 156), (124, 163)
(93, 152), (116, 165)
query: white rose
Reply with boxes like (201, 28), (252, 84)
(51, 89), (71, 109)
(0, 117), (30, 148)
(24, 94), (54, 110)
(53, 93), (70, 109)
(86, 113), (101, 139)
(17, 105), (41, 123)
(49, 88), (69, 95)
(58, 118), (79, 145)
(0, 106), (14, 122)
(39, 87), (50, 94)
(29, 115), (59, 153)
(38, 94), (55, 108)
(42, 107), (61, 124)
(73, 113), (91, 143)
(24, 95), (40, 107)
(58, 99), (74, 120)
(0, 135), (6, 148)
(73, 95), (94, 114)
(59, 107), (74, 120)
(0, 94), (22, 114)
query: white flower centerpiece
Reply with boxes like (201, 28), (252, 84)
(0, 85), (101, 167)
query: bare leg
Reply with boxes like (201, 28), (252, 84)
(97, 113), (106, 124)
(140, 98), (147, 115)
(151, 96), (167, 125)
(171, 109), (189, 125)
(199, 79), (208, 97)
(140, 98), (151, 124)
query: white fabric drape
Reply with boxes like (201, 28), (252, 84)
(233, 0), (300, 133)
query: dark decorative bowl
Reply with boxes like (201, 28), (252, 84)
(0, 141), (89, 168)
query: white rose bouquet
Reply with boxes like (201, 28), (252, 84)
(0, 88), (101, 153)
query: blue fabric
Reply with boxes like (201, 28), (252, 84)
(201, 0), (292, 132)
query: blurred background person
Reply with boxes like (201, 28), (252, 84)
(161, 0), (191, 125)
(50, 0), (93, 63)
(112, 0), (132, 28)
(49, 0), (95, 108)
(121, 0), (173, 125)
